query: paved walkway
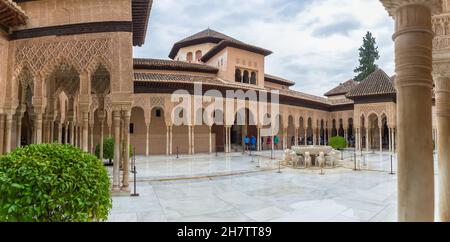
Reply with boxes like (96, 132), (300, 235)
(107, 150), (440, 222)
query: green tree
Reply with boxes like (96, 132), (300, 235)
(354, 31), (380, 82)
(329, 136), (347, 150)
(0, 144), (112, 222)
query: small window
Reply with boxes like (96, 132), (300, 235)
(130, 123), (134, 134)
(187, 52), (193, 62)
(195, 50), (202, 61)
(156, 109), (161, 117)
(235, 69), (242, 83)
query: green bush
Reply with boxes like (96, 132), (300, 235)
(95, 138), (114, 163)
(329, 136), (347, 150)
(0, 144), (112, 222)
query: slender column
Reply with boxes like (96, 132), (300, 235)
(224, 126), (228, 153)
(65, 123), (69, 144)
(99, 119), (104, 160)
(388, 128), (392, 153)
(69, 121), (74, 145)
(382, 2), (436, 222)
(122, 110), (131, 191)
(188, 126), (192, 154)
(90, 124), (94, 153)
(393, 128), (396, 153)
(35, 113), (43, 144)
(16, 115), (23, 148)
(294, 128), (298, 146)
(0, 115), (4, 154)
(436, 76), (450, 221)
(81, 112), (89, 152)
(169, 126), (173, 155)
(191, 126), (195, 154)
(4, 114), (13, 153)
(57, 122), (63, 144)
(365, 127), (369, 152)
(50, 121), (55, 143)
(112, 110), (121, 192)
(312, 128), (316, 146)
(166, 126), (169, 155)
(145, 123), (150, 156)
(355, 128), (359, 151)
(304, 130), (307, 146)
(379, 122), (383, 153)
(209, 126), (212, 154)
(257, 127), (261, 151)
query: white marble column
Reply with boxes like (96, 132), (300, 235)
(90, 124), (94, 153)
(166, 126), (169, 155)
(122, 110), (131, 192)
(191, 126), (195, 154)
(209, 126), (212, 154)
(188, 126), (192, 154)
(169, 126), (173, 155)
(436, 76), (450, 221)
(381, 1), (437, 222)
(0, 115), (4, 154)
(16, 114), (23, 148)
(112, 110), (121, 192)
(4, 114), (13, 153)
(145, 123), (150, 157)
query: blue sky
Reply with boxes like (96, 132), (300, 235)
(134, 0), (395, 96)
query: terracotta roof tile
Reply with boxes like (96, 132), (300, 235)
(346, 69), (396, 98)
(264, 74), (295, 86)
(324, 79), (358, 96)
(201, 39), (272, 62)
(133, 58), (219, 74)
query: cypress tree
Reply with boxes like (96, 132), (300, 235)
(354, 31), (380, 82)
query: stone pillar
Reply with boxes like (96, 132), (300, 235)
(166, 126), (169, 155)
(382, 1), (437, 222)
(99, 118), (105, 160)
(191, 126), (195, 154)
(356, 128), (360, 151)
(388, 127), (392, 153)
(435, 76), (450, 221)
(65, 123), (69, 144)
(57, 122), (63, 144)
(69, 121), (74, 145)
(122, 110), (131, 191)
(82, 112), (89, 152)
(4, 114), (13, 153)
(90, 124), (94, 153)
(224, 126), (229, 153)
(112, 110), (121, 192)
(16, 114), (23, 148)
(50, 121), (55, 143)
(145, 123), (150, 156)
(304, 130), (307, 146)
(34, 113), (43, 144)
(257, 127), (261, 151)
(365, 127), (369, 152)
(188, 126), (192, 154)
(209, 126), (212, 154)
(0, 115), (4, 154)
(379, 122), (383, 153)
(169, 126), (173, 155)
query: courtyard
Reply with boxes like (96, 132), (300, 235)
(108, 151), (440, 222)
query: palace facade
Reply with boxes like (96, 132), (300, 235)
(1, 0), (449, 221)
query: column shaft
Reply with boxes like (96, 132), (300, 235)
(112, 111), (121, 192)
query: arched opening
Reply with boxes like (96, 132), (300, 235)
(231, 108), (257, 151)
(307, 117), (313, 145)
(250, 72), (257, 85)
(368, 113), (380, 150)
(348, 118), (354, 147)
(332, 119), (337, 137)
(320, 119), (325, 145)
(212, 110), (225, 152)
(300, 117), (306, 145)
(361, 115), (366, 149)
(186, 52), (193, 62)
(130, 106), (146, 155)
(149, 107), (167, 155)
(381, 114), (389, 150)
(195, 50), (202, 61)
(235, 69), (242, 83)
(287, 116), (295, 147)
(243, 70), (249, 84)
(338, 119), (344, 137)
(194, 108), (213, 154)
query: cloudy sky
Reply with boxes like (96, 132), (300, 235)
(133, 0), (395, 97)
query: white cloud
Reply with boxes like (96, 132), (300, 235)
(134, 0), (395, 96)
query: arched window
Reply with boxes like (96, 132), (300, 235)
(250, 72), (257, 85)
(186, 52), (193, 62)
(235, 69), (242, 83)
(243, 70), (249, 84)
(195, 50), (202, 61)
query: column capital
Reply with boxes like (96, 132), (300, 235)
(381, 0), (442, 17)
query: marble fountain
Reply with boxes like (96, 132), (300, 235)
(283, 146), (341, 169)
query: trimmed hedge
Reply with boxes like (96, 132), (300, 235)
(95, 138), (133, 163)
(0, 144), (112, 222)
(329, 136), (347, 150)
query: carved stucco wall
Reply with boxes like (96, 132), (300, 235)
(354, 102), (396, 128)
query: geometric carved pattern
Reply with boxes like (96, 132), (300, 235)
(15, 38), (112, 75)
(150, 96), (164, 109)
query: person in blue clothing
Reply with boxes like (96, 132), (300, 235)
(250, 135), (257, 151)
(244, 136), (250, 151)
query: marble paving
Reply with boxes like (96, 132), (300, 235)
(108, 150), (440, 222)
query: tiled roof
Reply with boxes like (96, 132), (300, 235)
(201, 39), (272, 62)
(346, 69), (396, 98)
(264, 74), (295, 87)
(133, 58), (219, 74)
(324, 79), (358, 97)
(1, 0), (27, 29)
(169, 28), (242, 59)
